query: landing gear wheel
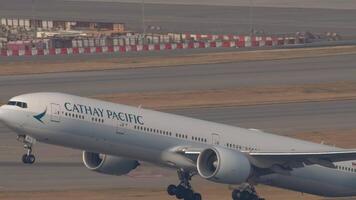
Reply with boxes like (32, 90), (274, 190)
(183, 189), (193, 200)
(231, 183), (264, 200)
(166, 169), (202, 200)
(27, 154), (35, 164)
(22, 154), (35, 164)
(193, 193), (202, 200)
(176, 185), (186, 199)
(17, 135), (36, 165)
(232, 189), (240, 200)
(167, 184), (177, 196)
(22, 154), (27, 164)
(240, 191), (252, 200)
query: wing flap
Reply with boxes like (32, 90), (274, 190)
(249, 150), (356, 169)
(249, 150), (356, 162)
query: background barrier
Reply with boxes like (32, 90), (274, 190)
(1, 35), (305, 57)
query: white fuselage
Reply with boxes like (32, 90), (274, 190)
(0, 92), (356, 197)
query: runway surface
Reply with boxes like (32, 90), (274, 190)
(1, 0), (356, 35)
(170, 100), (356, 134)
(0, 54), (356, 102)
(1, 99), (356, 191)
(0, 53), (355, 194)
(66, 0), (356, 10)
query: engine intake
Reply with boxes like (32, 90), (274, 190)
(83, 151), (139, 176)
(197, 147), (251, 184)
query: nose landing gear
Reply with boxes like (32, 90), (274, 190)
(17, 135), (36, 164)
(22, 145), (35, 164)
(167, 169), (202, 200)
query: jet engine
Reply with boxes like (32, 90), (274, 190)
(197, 147), (252, 184)
(83, 151), (139, 175)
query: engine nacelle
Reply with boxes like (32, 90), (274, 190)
(197, 147), (252, 184)
(82, 151), (139, 176)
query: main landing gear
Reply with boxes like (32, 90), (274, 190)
(167, 169), (202, 200)
(232, 183), (265, 200)
(17, 135), (36, 164)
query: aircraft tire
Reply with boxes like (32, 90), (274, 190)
(22, 154), (28, 164)
(27, 155), (35, 164)
(193, 193), (202, 200)
(22, 154), (35, 164)
(167, 184), (177, 196)
(176, 185), (186, 199)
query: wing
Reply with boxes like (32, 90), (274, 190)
(176, 147), (356, 174)
(250, 150), (356, 162)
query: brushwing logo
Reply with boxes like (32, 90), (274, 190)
(33, 108), (47, 123)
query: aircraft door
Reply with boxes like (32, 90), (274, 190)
(50, 103), (61, 122)
(212, 133), (220, 145)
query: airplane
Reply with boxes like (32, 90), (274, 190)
(1, 92), (356, 200)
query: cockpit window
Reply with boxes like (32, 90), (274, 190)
(7, 101), (28, 108)
(7, 101), (16, 106)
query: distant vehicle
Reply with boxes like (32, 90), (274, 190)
(1, 92), (356, 200)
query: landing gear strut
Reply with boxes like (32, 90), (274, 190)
(17, 135), (36, 164)
(167, 169), (202, 200)
(232, 183), (265, 200)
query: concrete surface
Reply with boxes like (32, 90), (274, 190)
(1, 0), (356, 35)
(66, 0), (356, 10)
(169, 99), (356, 134)
(0, 49), (356, 198)
(0, 54), (355, 102)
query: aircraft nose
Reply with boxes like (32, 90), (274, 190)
(0, 106), (4, 121)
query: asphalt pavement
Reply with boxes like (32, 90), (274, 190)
(0, 52), (355, 195)
(1, 0), (356, 35)
(0, 54), (355, 102)
(1, 0), (356, 198)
